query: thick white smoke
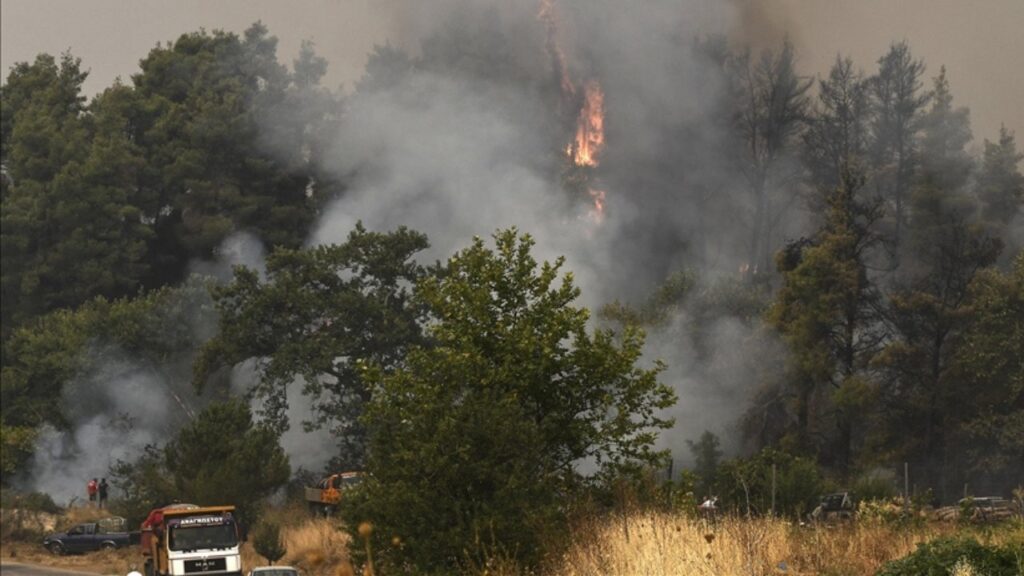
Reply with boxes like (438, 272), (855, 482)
(302, 0), (788, 466)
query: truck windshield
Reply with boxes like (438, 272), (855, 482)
(168, 523), (237, 551)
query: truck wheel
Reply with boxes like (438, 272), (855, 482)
(47, 542), (65, 555)
(100, 541), (117, 551)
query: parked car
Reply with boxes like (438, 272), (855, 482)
(248, 567), (301, 576)
(43, 519), (137, 555)
(810, 491), (856, 521)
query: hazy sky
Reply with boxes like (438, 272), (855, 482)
(2, 0), (1022, 142)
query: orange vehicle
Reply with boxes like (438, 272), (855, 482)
(304, 471), (363, 516)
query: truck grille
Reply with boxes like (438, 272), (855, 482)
(183, 558), (227, 573)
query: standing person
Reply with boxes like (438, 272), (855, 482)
(87, 478), (98, 507)
(98, 478), (109, 509)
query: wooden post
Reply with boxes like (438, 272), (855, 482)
(904, 462), (909, 511)
(771, 463), (777, 517)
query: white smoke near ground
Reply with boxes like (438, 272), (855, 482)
(20, 234), (268, 502)
(27, 350), (197, 505)
(188, 231), (268, 281)
(642, 306), (788, 467)
(230, 361), (336, 474)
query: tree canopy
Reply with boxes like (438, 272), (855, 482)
(344, 229), (675, 571)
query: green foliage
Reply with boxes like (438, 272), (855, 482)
(194, 223), (430, 467)
(345, 229), (675, 572)
(875, 213), (1002, 499)
(802, 55), (870, 201)
(599, 270), (695, 329)
(252, 520), (287, 565)
(687, 430), (723, 497)
(875, 537), (1024, 576)
(947, 255), (1024, 493)
(0, 279), (212, 472)
(109, 445), (177, 526)
(0, 488), (61, 514)
(767, 173), (883, 468)
(0, 424), (37, 482)
(975, 126), (1024, 255)
(0, 51), (152, 333)
(1, 24), (341, 331)
(164, 400), (289, 526)
(869, 41), (931, 253)
(715, 448), (827, 518)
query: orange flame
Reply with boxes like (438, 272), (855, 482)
(540, 0), (609, 224)
(573, 80), (605, 167)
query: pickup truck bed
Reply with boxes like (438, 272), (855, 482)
(43, 522), (138, 555)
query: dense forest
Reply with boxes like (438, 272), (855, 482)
(1, 7), (1022, 572)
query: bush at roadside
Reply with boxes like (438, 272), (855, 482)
(875, 537), (1024, 576)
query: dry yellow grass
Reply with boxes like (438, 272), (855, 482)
(544, 512), (1008, 576)
(242, 517), (354, 576)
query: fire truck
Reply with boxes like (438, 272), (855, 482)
(304, 471), (363, 516)
(141, 504), (243, 576)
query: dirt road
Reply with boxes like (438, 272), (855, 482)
(0, 561), (102, 575)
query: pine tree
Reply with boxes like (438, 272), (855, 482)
(730, 40), (813, 271)
(802, 56), (870, 203)
(975, 126), (1024, 240)
(869, 42), (931, 263)
(768, 170), (883, 470)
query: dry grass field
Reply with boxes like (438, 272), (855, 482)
(543, 513), (1000, 576)
(249, 511), (1022, 576)
(4, 507), (1021, 576)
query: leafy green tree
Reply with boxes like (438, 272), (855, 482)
(345, 229), (675, 572)
(1, 55), (160, 337)
(0, 425), (36, 480)
(129, 23), (331, 285)
(165, 400), (289, 525)
(1, 53), (99, 332)
(715, 448), (826, 518)
(108, 444), (177, 525)
(0, 280), (213, 478)
(946, 254), (1024, 494)
(768, 171), (884, 470)
(0, 52), (87, 175)
(194, 224), (429, 468)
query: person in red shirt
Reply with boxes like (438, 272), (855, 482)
(86, 478), (98, 507)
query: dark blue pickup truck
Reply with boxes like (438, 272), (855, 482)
(42, 520), (138, 555)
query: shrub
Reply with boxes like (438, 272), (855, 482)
(715, 448), (827, 518)
(253, 520), (287, 565)
(0, 489), (61, 514)
(875, 537), (1024, 576)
